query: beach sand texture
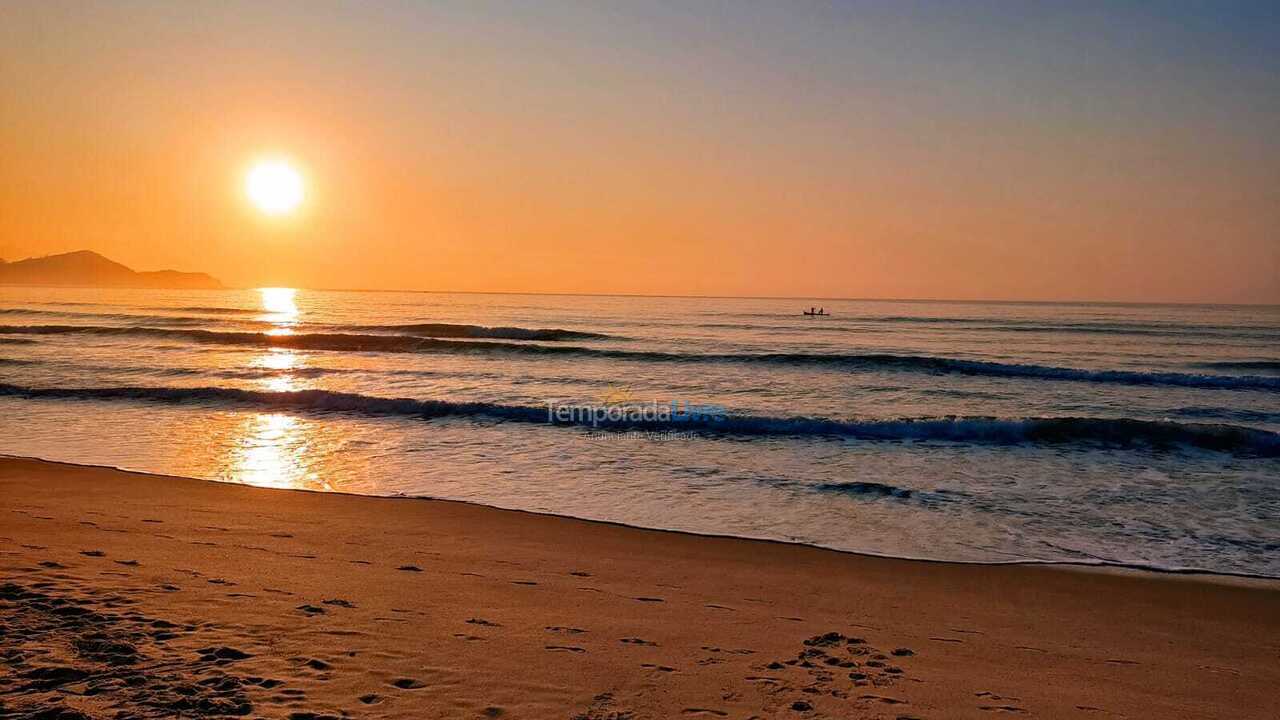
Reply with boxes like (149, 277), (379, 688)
(2, 456), (1277, 719)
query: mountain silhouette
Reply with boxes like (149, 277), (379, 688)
(0, 250), (222, 289)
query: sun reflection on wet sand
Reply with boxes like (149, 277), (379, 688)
(222, 412), (328, 490)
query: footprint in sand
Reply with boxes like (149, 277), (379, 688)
(512, 580), (538, 586)
(38, 561), (67, 569)
(391, 677), (426, 689)
(546, 645), (587, 653)
(641, 663), (675, 672)
(396, 565), (423, 572)
(634, 596), (664, 603)
(466, 618), (501, 627)
(682, 709), (727, 717)
(113, 559), (140, 567)
(620, 637), (658, 646)
(322, 598), (357, 608)
(569, 570), (592, 577)
(79, 550), (106, 557)
(196, 647), (253, 667)
(359, 694), (383, 704)
(546, 626), (587, 634)
(296, 604), (327, 615)
(859, 694), (906, 705)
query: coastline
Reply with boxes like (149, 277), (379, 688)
(2, 455), (1278, 718)
(7, 453), (1279, 587)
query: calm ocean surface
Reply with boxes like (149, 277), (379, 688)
(2, 287), (1278, 576)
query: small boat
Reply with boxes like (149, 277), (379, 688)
(802, 308), (829, 316)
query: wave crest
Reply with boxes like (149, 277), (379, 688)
(2, 324), (1278, 390)
(1, 383), (1276, 456)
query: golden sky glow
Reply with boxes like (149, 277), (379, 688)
(1, 2), (1276, 303)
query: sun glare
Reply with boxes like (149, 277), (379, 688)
(245, 159), (304, 216)
(259, 287), (299, 317)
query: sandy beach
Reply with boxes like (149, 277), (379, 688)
(1, 455), (1277, 719)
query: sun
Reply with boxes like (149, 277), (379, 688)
(245, 159), (304, 216)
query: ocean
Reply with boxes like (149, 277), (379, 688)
(1, 286), (1277, 577)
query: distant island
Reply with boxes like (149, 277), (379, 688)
(0, 250), (222, 289)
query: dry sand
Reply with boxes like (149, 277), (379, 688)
(1, 456), (1277, 719)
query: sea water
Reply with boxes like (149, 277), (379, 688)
(2, 287), (1277, 576)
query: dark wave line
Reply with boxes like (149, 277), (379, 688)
(813, 481), (916, 499)
(865, 315), (1280, 334)
(688, 318), (1280, 340)
(1194, 360), (1280, 372)
(1, 324), (1277, 390)
(1, 383), (1277, 456)
(0, 307), (266, 327)
(163, 306), (260, 315)
(346, 322), (613, 341)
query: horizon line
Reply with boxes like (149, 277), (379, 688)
(241, 284), (1280, 309)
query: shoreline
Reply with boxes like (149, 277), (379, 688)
(3, 454), (1278, 718)
(6, 453), (1278, 588)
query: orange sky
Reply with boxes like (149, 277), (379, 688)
(1, 2), (1277, 303)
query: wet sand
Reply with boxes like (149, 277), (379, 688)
(1, 455), (1277, 719)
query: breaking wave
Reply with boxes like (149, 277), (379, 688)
(1, 383), (1277, 456)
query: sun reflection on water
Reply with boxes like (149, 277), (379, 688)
(259, 287), (299, 320)
(223, 412), (328, 490)
(250, 289), (312, 391)
(219, 288), (327, 489)
(254, 347), (300, 372)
